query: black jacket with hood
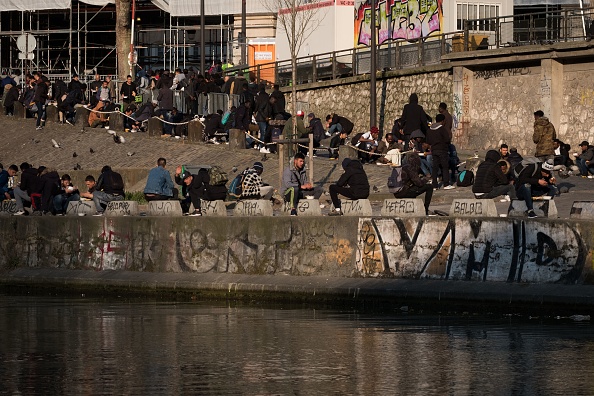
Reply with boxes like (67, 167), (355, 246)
(473, 150), (509, 194)
(426, 122), (450, 152)
(400, 93), (428, 135)
(400, 152), (426, 192)
(335, 159), (370, 198)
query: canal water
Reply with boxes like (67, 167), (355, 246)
(1, 295), (593, 395)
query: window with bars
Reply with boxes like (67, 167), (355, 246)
(457, 3), (500, 32)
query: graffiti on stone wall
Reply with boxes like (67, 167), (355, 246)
(357, 218), (586, 283)
(473, 67), (531, 80)
(579, 88), (594, 106)
(355, 0), (443, 47)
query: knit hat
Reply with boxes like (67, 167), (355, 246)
(580, 141), (589, 147)
(253, 162), (264, 172)
(542, 159), (554, 172)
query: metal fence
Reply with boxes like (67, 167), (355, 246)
(465, 6), (594, 49)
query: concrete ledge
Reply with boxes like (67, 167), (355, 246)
(105, 201), (139, 216)
(187, 120), (204, 142)
(508, 199), (558, 218)
(283, 200), (322, 216)
(14, 101), (25, 119)
(148, 200), (183, 216)
(381, 198), (425, 217)
(233, 200), (273, 216)
(570, 201), (594, 219)
(66, 200), (95, 216)
(148, 117), (162, 137)
(451, 199), (498, 217)
(229, 128), (246, 149)
(335, 199), (372, 216)
(109, 111), (125, 131)
(45, 105), (59, 123)
(200, 200), (227, 216)
(75, 106), (90, 127)
(0, 200), (17, 215)
(4, 268), (594, 314)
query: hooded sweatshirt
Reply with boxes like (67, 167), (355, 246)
(473, 150), (509, 193)
(335, 159), (370, 198)
(426, 122), (450, 152)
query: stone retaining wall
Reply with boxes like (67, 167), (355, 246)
(1, 216), (591, 285)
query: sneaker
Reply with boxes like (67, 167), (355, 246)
(328, 209), (343, 216)
(260, 147), (271, 154)
(161, 134), (171, 138)
(65, 120), (74, 126)
(443, 185), (456, 190)
(526, 209), (537, 218)
(93, 212), (104, 216)
(588, 175), (594, 179)
(290, 209), (297, 216)
(36, 126), (43, 130)
(13, 210), (25, 216)
(188, 209), (202, 216)
(325, 131), (331, 137)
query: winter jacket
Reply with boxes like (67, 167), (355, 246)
(234, 104), (251, 131)
(143, 166), (174, 197)
(204, 113), (225, 137)
(473, 150), (509, 194)
(308, 117), (325, 143)
(282, 164), (308, 192)
(399, 153), (426, 192)
(254, 91), (271, 123)
(334, 159), (370, 198)
(4, 86), (19, 108)
(96, 169), (125, 196)
(578, 146), (594, 162)
(186, 169), (227, 205)
(401, 94), (428, 135)
(157, 87), (173, 111)
(39, 170), (60, 212)
(516, 163), (548, 189)
(329, 114), (354, 135)
(270, 88), (286, 115)
(426, 123), (450, 152)
(19, 167), (39, 195)
(533, 117), (556, 157)
(241, 168), (264, 198)
(33, 80), (48, 102)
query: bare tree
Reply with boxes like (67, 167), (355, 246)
(268, 0), (325, 135)
(115, 0), (132, 81)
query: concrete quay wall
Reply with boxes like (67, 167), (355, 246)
(1, 216), (593, 307)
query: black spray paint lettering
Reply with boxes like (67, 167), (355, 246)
(108, 201), (131, 214)
(453, 202), (483, 215)
(384, 199), (415, 214)
(0, 200), (17, 213)
(240, 201), (263, 216)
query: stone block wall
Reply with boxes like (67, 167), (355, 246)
(561, 63), (594, 149)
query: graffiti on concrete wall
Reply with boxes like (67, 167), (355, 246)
(579, 88), (594, 106)
(357, 218), (586, 283)
(473, 67), (531, 80)
(355, 0), (443, 47)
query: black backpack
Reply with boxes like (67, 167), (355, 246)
(457, 170), (474, 187)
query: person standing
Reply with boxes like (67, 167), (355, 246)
(533, 110), (556, 162)
(328, 158), (370, 216)
(426, 114), (455, 190)
(438, 102), (453, 137)
(120, 75), (137, 106)
(400, 93), (428, 148)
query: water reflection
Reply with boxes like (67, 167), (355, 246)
(0, 296), (593, 395)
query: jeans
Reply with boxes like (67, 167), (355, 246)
(92, 191), (124, 213)
(14, 186), (30, 211)
(54, 193), (80, 214)
(162, 111), (174, 135)
(257, 121), (268, 146)
(516, 183), (555, 211)
(36, 101), (45, 127)
(575, 157), (594, 176)
(420, 156), (431, 176)
(328, 123), (342, 135)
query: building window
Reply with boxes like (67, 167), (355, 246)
(457, 3), (500, 32)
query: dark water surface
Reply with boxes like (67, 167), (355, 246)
(1, 295), (593, 395)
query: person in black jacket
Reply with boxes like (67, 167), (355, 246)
(38, 168), (61, 215)
(92, 165), (125, 216)
(326, 113), (354, 136)
(328, 158), (370, 216)
(393, 152), (434, 215)
(254, 84), (271, 148)
(472, 150), (517, 200)
(32, 72), (49, 130)
(235, 100), (252, 134)
(515, 159), (556, 218)
(3, 84), (19, 116)
(400, 93), (428, 147)
(426, 114), (454, 190)
(305, 112), (325, 155)
(13, 163), (37, 215)
(204, 110), (225, 143)
(179, 169), (227, 216)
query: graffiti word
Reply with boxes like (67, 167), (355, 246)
(356, 218), (585, 283)
(153, 201), (177, 213)
(473, 68), (531, 80)
(453, 201), (483, 215)
(201, 200), (226, 216)
(107, 201), (134, 216)
(356, 0), (442, 47)
(66, 200), (94, 215)
(383, 199), (417, 214)
(0, 200), (17, 214)
(236, 200), (270, 216)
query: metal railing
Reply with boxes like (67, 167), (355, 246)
(465, 6), (594, 49)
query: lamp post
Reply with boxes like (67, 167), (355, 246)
(370, 0), (377, 130)
(129, 0), (136, 77)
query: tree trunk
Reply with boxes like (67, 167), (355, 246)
(115, 0), (132, 81)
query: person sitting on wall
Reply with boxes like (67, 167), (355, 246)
(392, 152), (434, 215)
(240, 162), (275, 200)
(92, 165), (125, 216)
(88, 101), (108, 128)
(0, 163), (18, 201)
(515, 159), (556, 218)
(143, 157), (175, 201)
(204, 109), (225, 144)
(573, 140), (594, 177)
(472, 150), (517, 201)
(79, 175), (97, 200)
(282, 152), (314, 216)
(178, 167), (227, 216)
(53, 174), (80, 216)
(328, 158), (370, 216)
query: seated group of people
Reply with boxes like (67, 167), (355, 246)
(1, 162), (124, 216)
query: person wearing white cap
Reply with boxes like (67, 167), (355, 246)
(515, 159), (557, 218)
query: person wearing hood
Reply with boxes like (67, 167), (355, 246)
(306, 112), (325, 155)
(39, 168), (61, 215)
(328, 158), (370, 216)
(400, 93), (429, 147)
(426, 114), (455, 190)
(515, 159), (557, 218)
(533, 110), (556, 162)
(393, 152), (434, 215)
(472, 150), (517, 200)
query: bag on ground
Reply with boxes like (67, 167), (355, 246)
(457, 170), (474, 187)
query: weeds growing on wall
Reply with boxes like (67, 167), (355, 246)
(125, 191), (147, 204)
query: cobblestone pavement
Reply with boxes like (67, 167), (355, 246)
(1, 115), (592, 218)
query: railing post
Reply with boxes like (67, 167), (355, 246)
(332, 51), (337, 80)
(495, 17), (500, 48)
(417, 37), (423, 66)
(529, 15), (534, 44)
(396, 41), (401, 68)
(563, 10), (568, 41)
(312, 55), (317, 82)
(274, 61), (279, 85)
(256, 64), (261, 84)
(441, 33), (446, 55)
(464, 20), (470, 51)
(352, 48), (357, 76)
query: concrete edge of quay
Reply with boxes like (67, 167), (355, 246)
(3, 268), (594, 316)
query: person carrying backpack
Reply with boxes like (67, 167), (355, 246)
(391, 152), (433, 215)
(92, 165), (125, 216)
